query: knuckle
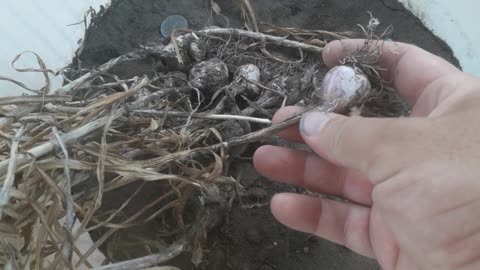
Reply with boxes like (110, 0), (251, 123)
(371, 181), (390, 205)
(372, 181), (403, 212)
(372, 168), (421, 216)
(371, 169), (404, 205)
(371, 180), (406, 217)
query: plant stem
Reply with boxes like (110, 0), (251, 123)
(133, 110), (272, 125)
(198, 28), (324, 53)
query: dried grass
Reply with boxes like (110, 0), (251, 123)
(0, 23), (332, 269)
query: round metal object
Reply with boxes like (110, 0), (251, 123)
(160, 15), (188, 38)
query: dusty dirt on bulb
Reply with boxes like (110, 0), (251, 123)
(79, 0), (458, 269)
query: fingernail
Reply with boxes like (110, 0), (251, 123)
(300, 112), (329, 136)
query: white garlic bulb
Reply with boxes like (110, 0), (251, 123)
(316, 65), (371, 111)
(236, 64), (261, 96)
(236, 64), (261, 82)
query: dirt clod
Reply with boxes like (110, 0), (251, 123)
(159, 71), (188, 87)
(266, 76), (302, 107)
(247, 187), (268, 201)
(246, 227), (264, 245)
(189, 38), (207, 62)
(159, 34), (196, 71)
(189, 58), (229, 96)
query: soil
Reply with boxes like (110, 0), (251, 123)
(79, 0), (459, 269)
(81, 0), (459, 69)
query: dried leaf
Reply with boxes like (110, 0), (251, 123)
(210, 0), (222, 14)
(77, 76), (146, 113)
(0, 75), (41, 94)
(240, 0), (259, 32)
(11, 51), (55, 94)
(141, 267), (181, 270)
(91, 242), (185, 270)
(209, 127), (223, 142)
(0, 95), (72, 106)
(174, 186), (193, 227)
(0, 22), (331, 269)
(205, 151), (223, 182)
(149, 118), (160, 131)
(0, 126), (25, 217)
(0, 51), (53, 94)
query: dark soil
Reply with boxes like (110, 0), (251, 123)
(80, 0), (459, 269)
(81, 0), (459, 69)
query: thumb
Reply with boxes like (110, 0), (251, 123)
(300, 112), (407, 182)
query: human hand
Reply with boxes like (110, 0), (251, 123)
(253, 39), (480, 270)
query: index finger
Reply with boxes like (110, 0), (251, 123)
(322, 39), (462, 105)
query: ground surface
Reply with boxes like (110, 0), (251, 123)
(80, 0), (458, 269)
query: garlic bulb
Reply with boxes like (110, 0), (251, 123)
(236, 64), (261, 96)
(236, 64), (261, 82)
(316, 65), (371, 111)
(189, 58), (229, 95)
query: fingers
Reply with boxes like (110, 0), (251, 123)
(253, 145), (373, 205)
(370, 207), (400, 270)
(299, 111), (420, 183)
(271, 193), (373, 257)
(272, 105), (305, 142)
(322, 39), (462, 105)
(269, 107), (409, 184)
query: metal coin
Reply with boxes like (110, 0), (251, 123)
(160, 15), (188, 38)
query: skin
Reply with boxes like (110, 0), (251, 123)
(253, 39), (480, 270)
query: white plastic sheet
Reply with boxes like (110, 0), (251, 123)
(0, 0), (109, 96)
